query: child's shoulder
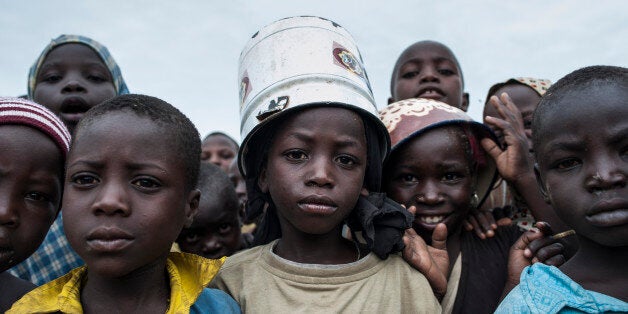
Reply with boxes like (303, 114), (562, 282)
(190, 288), (241, 314)
(219, 242), (268, 270)
(496, 264), (628, 313)
(6, 266), (86, 314)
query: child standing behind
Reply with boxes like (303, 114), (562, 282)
(201, 132), (239, 172)
(9, 94), (239, 313)
(496, 66), (627, 312)
(481, 78), (552, 231)
(177, 162), (249, 259)
(0, 98), (70, 311)
(388, 40), (469, 111)
(12, 34), (129, 285)
(210, 16), (441, 312)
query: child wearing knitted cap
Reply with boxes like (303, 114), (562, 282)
(0, 97), (70, 311)
(380, 98), (566, 313)
(9, 94), (240, 313)
(210, 17), (442, 312)
(11, 34), (130, 285)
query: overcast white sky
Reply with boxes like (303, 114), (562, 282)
(1, 1), (626, 141)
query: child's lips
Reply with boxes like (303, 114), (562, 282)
(416, 87), (445, 100)
(86, 227), (134, 252)
(298, 195), (338, 215)
(587, 199), (628, 227)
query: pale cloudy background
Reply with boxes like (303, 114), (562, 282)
(1, 1), (626, 141)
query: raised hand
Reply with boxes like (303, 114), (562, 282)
(402, 206), (450, 300)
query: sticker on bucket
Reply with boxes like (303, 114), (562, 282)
(240, 71), (252, 108)
(256, 96), (289, 121)
(332, 42), (364, 77)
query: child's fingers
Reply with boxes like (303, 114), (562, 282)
(480, 137), (503, 161)
(541, 254), (566, 267)
(475, 211), (496, 237)
(467, 215), (486, 239)
(532, 242), (564, 264)
(431, 223), (448, 250)
(463, 218), (474, 231)
(512, 228), (543, 256)
(406, 205), (417, 216)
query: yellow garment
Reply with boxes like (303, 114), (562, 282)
(8, 252), (225, 314)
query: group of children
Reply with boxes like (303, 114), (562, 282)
(0, 15), (625, 314)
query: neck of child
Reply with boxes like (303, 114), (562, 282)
(560, 235), (628, 301)
(274, 225), (361, 265)
(81, 255), (171, 313)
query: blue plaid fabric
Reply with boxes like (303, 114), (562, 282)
(496, 264), (628, 313)
(9, 215), (83, 286)
(27, 34), (129, 99)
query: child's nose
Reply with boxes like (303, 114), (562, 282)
(202, 236), (221, 252)
(92, 182), (130, 216)
(415, 181), (443, 204)
(419, 67), (439, 83)
(585, 156), (627, 192)
(0, 194), (19, 228)
(305, 157), (334, 188)
(61, 76), (87, 94)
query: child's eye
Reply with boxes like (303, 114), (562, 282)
(25, 191), (52, 203)
(71, 174), (99, 187)
(399, 174), (419, 184)
(218, 223), (233, 234)
(437, 68), (455, 76)
(284, 150), (307, 161)
(554, 158), (581, 170)
(401, 71), (419, 79)
(41, 74), (62, 83)
(443, 173), (463, 182)
(131, 178), (161, 189)
(220, 151), (235, 159)
(335, 155), (357, 166)
(185, 233), (199, 243)
(87, 74), (107, 83)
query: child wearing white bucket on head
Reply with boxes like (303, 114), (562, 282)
(209, 16), (442, 313)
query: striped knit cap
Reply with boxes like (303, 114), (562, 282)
(0, 97), (71, 157)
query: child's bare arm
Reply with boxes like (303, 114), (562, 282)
(481, 93), (571, 233)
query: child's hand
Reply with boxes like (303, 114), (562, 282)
(481, 93), (534, 184)
(506, 222), (565, 288)
(402, 206), (449, 300)
(463, 209), (497, 239)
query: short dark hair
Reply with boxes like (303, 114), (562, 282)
(532, 65), (628, 153)
(197, 162), (239, 213)
(75, 94), (201, 191)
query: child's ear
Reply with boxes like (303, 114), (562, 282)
(534, 164), (551, 204)
(387, 96), (394, 105)
(360, 187), (369, 197)
(258, 168), (269, 193)
(184, 188), (201, 227)
(461, 92), (470, 112)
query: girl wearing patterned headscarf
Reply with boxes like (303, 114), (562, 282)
(477, 77), (571, 236)
(10, 35), (129, 286)
(27, 34), (129, 134)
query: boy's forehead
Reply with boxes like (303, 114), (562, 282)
(535, 87), (627, 150)
(398, 42), (459, 66)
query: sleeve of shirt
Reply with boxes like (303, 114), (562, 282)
(190, 288), (241, 314)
